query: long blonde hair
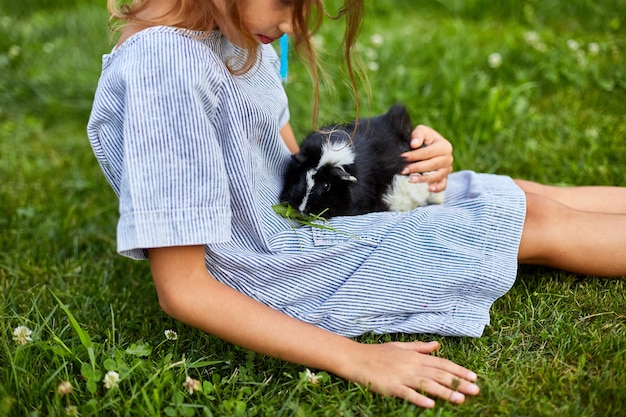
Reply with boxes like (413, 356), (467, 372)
(106, 0), (365, 126)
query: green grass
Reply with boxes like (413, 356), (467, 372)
(1, 0), (625, 415)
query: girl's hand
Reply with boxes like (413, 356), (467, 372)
(400, 125), (453, 193)
(343, 340), (479, 409)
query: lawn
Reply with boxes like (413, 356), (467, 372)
(1, 0), (625, 416)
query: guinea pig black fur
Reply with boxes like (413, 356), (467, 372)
(280, 104), (444, 218)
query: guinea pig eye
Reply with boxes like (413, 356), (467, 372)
(322, 182), (331, 192)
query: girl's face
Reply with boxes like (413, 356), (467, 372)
(220, 0), (295, 45)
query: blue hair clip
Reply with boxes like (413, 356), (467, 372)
(279, 34), (289, 83)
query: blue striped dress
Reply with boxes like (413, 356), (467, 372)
(87, 27), (526, 338)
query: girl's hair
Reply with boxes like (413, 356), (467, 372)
(106, 0), (365, 126)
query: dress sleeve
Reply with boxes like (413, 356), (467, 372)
(116, 32), (232, 259)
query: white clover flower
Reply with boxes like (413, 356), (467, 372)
(103, 371), (120, 390)
(567, 39), (580, 51)
(524, 31), (547, 52)
(312, 35), (324, 49)
(164, 329), (178, 341)
(65, 405), (79, 416)
(588, 42), (600, 56)
(534, 41), (547, 52)
(57, 381), (73, 395)
(12, 325), (32, 345)
(585, 127), (599, 139)
(488, 52), (503, 68)
(524, 31), (540, 44)
(363, 47), (377, 60)
(43, 42), (55, 54)
(367, 61), (379, 72)
(305, 369), (322, 385)
(370, 33), (384, 46)
(8, 45), (20, 59)
(184, 376), (201, 395)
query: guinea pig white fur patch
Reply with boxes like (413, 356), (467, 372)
(383, 175), (445, 212)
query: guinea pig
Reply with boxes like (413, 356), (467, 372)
(279, 104), (445, 217)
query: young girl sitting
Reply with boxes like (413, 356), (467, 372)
(87, 0), (626, 409)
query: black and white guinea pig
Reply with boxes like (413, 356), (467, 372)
(279, 104), (445, 218)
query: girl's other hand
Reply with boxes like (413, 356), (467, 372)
(400, 125), (453, 192)
(343, 340), (479, 409)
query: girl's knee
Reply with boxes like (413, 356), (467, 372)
(514, 179), (548, 196)
(518, 192), (570, 265)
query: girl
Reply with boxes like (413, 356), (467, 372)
(87, 0), (626, 409)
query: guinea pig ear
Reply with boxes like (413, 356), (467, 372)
(330, 166), (357, 182)
(291, 153), (307, 165)
(387, 103), (413, 134)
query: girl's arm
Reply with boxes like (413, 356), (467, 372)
(148, 245), (480, 409)
(280, 123), (299, 154)
(401, 125), (454, 192)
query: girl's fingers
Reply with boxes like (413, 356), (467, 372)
(400, 365), (480, 408)
(418, 364), (480, 395)
(403, 149), (454, 174)
(428, 177), (447, 192)
(401, 141), (451, 164)
(406, 165), (451, 190)
(410, 124), (446, 147)
(407, 340), (441, 354)
(396, 386), (438, 409)
(401, 125), (453, 187)
(407, 164), (449, 182)
(389, 364), (480, 409)
(401, 146), (453, 186)
(392, 340), (480, 388)
(417, 354), (479, 387)
(354, 341), (480, 409)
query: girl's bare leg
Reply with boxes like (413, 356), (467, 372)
(515, 179), (626, 214)
(518, 192), (626, 277)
